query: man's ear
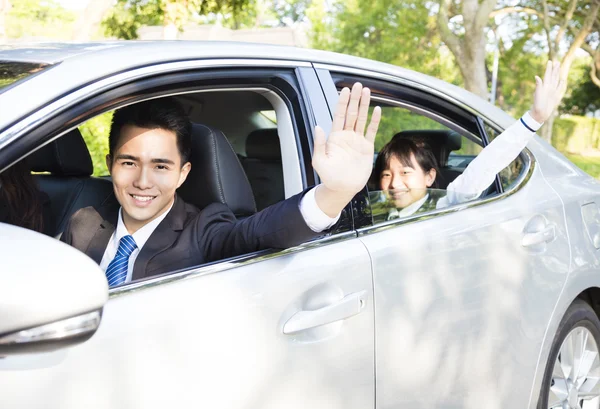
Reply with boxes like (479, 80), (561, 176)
(177, 162), (192, 188)
(105, 154), (113, 175)
(425, 168), (437, 187)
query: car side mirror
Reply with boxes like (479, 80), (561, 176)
(0, 224), (108, 355)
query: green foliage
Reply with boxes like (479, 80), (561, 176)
(564, 153), (600, 179)
(552, 115), (600, 153)
(78, 111), (113, 176)
(102, 0), (254, 39)
(6, 0), (76, 39)
(562, 61), (600, 116)
(308, 0), (461, 84)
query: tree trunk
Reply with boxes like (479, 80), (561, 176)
(457, 34), (489, 99)
(71, 0), (113, 41)
(436, 0), (496, 99)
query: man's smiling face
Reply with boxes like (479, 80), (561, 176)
(107, 124), (191, 234)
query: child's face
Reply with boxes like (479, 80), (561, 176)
(379, 153), (436, 209)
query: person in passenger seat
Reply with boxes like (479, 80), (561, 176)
(0, 159), (52, 235)
(61, 82), (382, 287)
(375, 61), (565, 219)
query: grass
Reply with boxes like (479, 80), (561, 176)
(565, 153), (600, 179)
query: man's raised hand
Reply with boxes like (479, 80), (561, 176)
(312, 83), (381, 196)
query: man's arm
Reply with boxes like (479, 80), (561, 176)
(199, 190), (324, 262)
(200, 82), (382, 261)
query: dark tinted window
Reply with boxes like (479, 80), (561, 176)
(0, 61), (49, 91)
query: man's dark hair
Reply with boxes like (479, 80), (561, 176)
(109, 97), (192, 165)
(374, 136), (440, 188)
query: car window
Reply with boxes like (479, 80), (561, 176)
(368, 188), (477, 224)
(0, 61), (49, 92)
(77, 90), (294, 211)
(369, 102), (484, 191)
(484, 123), (525, 191)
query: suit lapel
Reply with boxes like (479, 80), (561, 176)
(132, 196), (186, 281)
(85, 201), (120, 265)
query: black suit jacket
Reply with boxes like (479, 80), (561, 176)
(60, 192), (320, 281)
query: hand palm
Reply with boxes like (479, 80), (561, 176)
(312, 84), (382, 195)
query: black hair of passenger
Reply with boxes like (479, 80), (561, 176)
(374, 136), (440, 188)
(109, 97), (192, 165)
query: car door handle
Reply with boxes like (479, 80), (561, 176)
(522, 224), (556, 247)
(283, 291), (367, 335)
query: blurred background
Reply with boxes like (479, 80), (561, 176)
(0, 0), (598, 177)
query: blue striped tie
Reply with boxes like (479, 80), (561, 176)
(105, 235), (137, 287)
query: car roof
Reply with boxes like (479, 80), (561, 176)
(0, 41), (515, 132)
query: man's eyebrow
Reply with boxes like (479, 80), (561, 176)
(115, 154), (139, 161)
(151, 158), (176, 165)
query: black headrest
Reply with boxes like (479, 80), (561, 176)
(29, 128), (93, 176)
(246, 129), (281, 160)
(178, 123), (257, 216)
(392, 129), (462, 167)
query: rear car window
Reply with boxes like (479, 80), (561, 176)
(0, 61), (49, 92)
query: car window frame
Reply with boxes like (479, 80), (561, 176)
(314, 65), (534, 232)
(0, 59), (356, 296)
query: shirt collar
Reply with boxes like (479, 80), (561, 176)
(113, 200), (175, 251)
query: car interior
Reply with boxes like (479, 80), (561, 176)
(10, 90), (288, 239)
(2, 87), (499, 240)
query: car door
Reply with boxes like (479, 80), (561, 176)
(315, 66), (571, 409)
(0, 61), (374, 409)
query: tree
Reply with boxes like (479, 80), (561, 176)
(309, 0), (462, 84)
(515, 0), (600, 140)
(102, 0), (253, 40)
(72, 0), (115, 41)
(436, 0), (500, 98)
(562, 60), (600, 116)
(581, 31), (600, 89)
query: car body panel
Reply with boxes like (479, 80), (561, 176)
(0, 239), (375, 409)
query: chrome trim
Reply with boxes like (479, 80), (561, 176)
(109, 231), (358, 297)
(358, 148), (536, 236)
(0, 310), (101, 347)
(0, 58), (311, 151)
(371, 95), (482, 143)
(314, 63), (508, 131)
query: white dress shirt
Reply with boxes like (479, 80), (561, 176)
(100, 187), (340, 283)
(99, 202), (174, 283)
(436, 111), (542, 208)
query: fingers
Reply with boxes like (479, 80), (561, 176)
(332, 87), (351, 132)
(312, 125), (327, 161)
(365, 106), (382, 143)
(557, 78), (567, 95)
(543, 60), (553, 86)
(551, 61), (560, 87)
(354, 87), (371, 135)
(535, 76), (542, 87)
(344, 83), (363, 131)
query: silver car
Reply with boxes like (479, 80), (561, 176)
(1, 42), (599, 409)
